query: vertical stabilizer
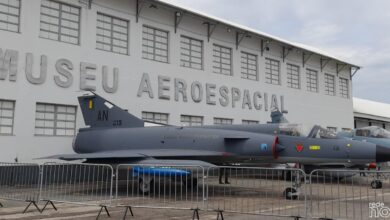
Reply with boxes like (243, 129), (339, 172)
(78, 93), (144, 128)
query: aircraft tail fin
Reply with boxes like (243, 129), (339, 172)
(78, 92), (144, 128)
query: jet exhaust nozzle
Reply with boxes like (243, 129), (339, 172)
(376, 145), (390, 163)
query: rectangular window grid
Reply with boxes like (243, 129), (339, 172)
(242, 120), (259, 125)
(339, 77), (349, 98)
(96, 13), (128, 55)
(180, 115), (203, 126)
(265, 58), (280, 85)
(180, 36), (203, 70)
(35, 103), (77, 136)
(40, 0), (80, 45)
(214, 117), (233, 125)
(241, 51), (258, 80)
(0, 0), (20, 32)
(287, 63), (300, 89)
(306, 69), (318, 92)
(0, 99), (15, 135)
(142, 111), (169, 125)
(324, 73), (335, 96)
(142, 25), (168, 63)
(213, 44), (232, 75)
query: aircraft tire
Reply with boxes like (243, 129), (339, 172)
(283, 187), (298, 200)
(371, 180), (383, 189)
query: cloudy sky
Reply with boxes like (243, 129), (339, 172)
(164, 0), (390, 103)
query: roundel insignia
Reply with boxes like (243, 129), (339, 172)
(296, 144), (303, 152)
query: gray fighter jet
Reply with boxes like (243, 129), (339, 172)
(45, 93), (390, 197)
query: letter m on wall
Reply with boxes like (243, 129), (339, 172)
(0, 48), (18, 81)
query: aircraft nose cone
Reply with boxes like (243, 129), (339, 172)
(376, 145), (390, 163)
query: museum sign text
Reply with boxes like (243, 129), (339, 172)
(0, 48), (286, 111)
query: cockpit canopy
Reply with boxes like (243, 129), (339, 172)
(355, 126), (390, 138)
(277, 124), (337, 139)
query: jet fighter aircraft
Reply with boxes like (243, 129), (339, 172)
(44, 93), (390, 197)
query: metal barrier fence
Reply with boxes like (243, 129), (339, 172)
(205, 166), (307, 219)
(0, 162), (41, 212)
(115, 164), (205, 210)
(3, 162), (390, 220)
(309, 169), (390, 220)
(39, 163), (113, 208)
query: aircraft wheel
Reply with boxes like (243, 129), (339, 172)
(283, 187), (298, 200)
(371, 180), (383, 189)
(183, 177), (198, 189)
(139, 178), (154, 195)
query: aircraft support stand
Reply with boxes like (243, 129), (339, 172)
(96, 205), (110, 220)
(216, 209), (224, 220)
(122, 206), (134, 219)
(40, 200), (57, 213)
(23, 200), (41, 213)
(191, 208), (200, 220)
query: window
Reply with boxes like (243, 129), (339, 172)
(96, 13), (128, 55)
(265, 58), (280, 85)
(0, 0), (20, 32)
(306, 69), (318, 92)
(35, 103), (77, 136)
(213, 44), (232, 75)
(142, 111), (169, 124)
(339, 77), (349, 98)
(287, 64), (300, 89)
(324, 73), (335, 96)
(242, 120), (259, 125)
(40, 0), (81, 45)
(241, 52), (258, 80)
(142, 25), (168, 63)
(214, 117), (233, 125)
(180, 36), (203, 70)
(327, 127), (337, 132)
(180, 115), (203, 126)
(0, 99), (15, 135)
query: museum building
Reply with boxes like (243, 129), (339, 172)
(0, 0), (361, 162)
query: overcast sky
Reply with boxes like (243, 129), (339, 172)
(163, 0), (390, 104)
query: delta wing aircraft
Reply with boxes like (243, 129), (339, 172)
(44, 93), (390, 197)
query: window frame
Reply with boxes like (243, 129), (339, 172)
(0, 0), (21, 33)
(241, 51), (258, 81)
(142, 25), (169, 63)
(242, 120), (259, 125)
(214, 117), (233, 125)
(265, 58), (281, 85)
(306, 68), (318, 93)
(34, 102), (77, 137)
(0, 99), (15, 135)
(324, 73), (336, 96)
(180, 35), (203, 70)
(142, 111), (169, 125)
(286, 63), (300, 89)
(180, 114), (203, 126)
(212, 44), (233, 76)
(339, 77), (349, 98)
(96, 12), (129, 55)
(39, 0), (81, 45)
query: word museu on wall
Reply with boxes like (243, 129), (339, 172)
(0, 48), (287, 112)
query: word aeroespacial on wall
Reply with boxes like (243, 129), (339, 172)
(0, 48), (287, 112)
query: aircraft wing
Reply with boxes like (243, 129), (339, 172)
(40, 149), (224, 161)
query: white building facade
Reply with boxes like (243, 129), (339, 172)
(354, 98), (390, 130)
(0, 0), (358, 162)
